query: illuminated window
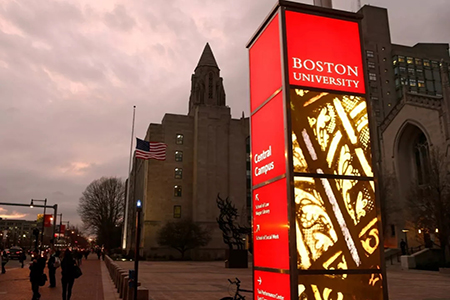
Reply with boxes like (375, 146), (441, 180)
(175, 151), (183, 162)
(406, 57), (414, 64)
(368, 61), (375, 69)
(392, 56), (398, 65)
(174, 168), (182, 179)
(174, 186), (182, 197)
(176, 134), (184, 145)
(418, 80), (425, 88)
(173, 205), (181, 218)
(369, 73), (377, 81)
(398, 56), (405, 63)
(415, 58), (422, 66)
(423, 60), (431, 67)
(366, 50), (374, 58)
(409, 79), (416, 87)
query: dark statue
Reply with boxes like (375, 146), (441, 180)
(216, 194), (250, 250)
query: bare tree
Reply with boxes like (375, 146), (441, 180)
(407, 149), (450, 262)
(78, 177), (124, 250)
(156, 219), (211, 259)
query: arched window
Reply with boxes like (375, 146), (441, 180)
(208, 72), (213, 99)
(413, 132), (429, 185)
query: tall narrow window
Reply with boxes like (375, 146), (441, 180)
(208, 72), (213, 99)
(174, 185), (182, 197)
(413, 132), (430, 185)
(175, 151), (183, 162)
(173, 205), (181, 218)
(174, 168), (182, 179)
(176, 134), (184, 145)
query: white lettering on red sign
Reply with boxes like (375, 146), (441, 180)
(292, 57), (360, 89)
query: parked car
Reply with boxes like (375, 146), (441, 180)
(8, 246), (23, 260)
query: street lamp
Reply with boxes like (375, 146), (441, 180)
(30, 198), (47, 249)
(134, 199), (143, 300)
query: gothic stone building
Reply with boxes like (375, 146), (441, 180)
(360, 5), (450, 249)
(126, 44), (249, 259)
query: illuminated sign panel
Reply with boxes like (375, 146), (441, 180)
(249, 13), (282, 112)
(291, 89), (373, 177)
(253, 178), (290, 270)
(285, 11), (365, 94)
(251, 93), (286, 186)
(254, 270), (291, 300)
(298, 274), (383, 300)
(248, 3), (385, 300)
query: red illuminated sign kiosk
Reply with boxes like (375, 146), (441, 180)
(248, 1), (387, 300)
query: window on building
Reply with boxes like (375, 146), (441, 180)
(174, 186), (182, 197)
(366, 50), (374, 58)
(415, 58), (422, 66)
(398, 56), (405, 63)
(174, 168), (182, 179)
(399, 67), (406, 74)
(368, 61), (376, 69)
(395, 78), (401, 87)
(426, 81), (435, 93)
(369, 73), (377, 81)
(406, 57), (414, 64)
(418, 80), (425, 88)
(208, 72), (213, 99)
(176, 134), (184, 145)
(431, 61), (439, 68)
(423, 60), (431, 67)
(392, 56), (398, 65)
(416, 68), (424, 78)
(425, 69), (433, 80)
(408, 68), (415, 76)
(414, 132), (430, 185)
(175, 151), (183, 162)
(173, 205), (181, 218)
(433, 70), (441, 81)
(409, 79), (417, 87)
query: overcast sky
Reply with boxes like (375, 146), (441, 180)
(1, 0), (449, 228)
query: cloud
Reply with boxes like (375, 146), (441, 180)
(0, 208), (29, 219)
(0, 0), (448, 228)
(104, 5), (136, 32)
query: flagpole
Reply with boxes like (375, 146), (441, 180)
(122, 105), (136, 250)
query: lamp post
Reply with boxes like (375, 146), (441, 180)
(30, 198), (47, 249)
(134, 199), (142, 300)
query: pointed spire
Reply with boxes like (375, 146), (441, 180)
(195, 43), (219, 70)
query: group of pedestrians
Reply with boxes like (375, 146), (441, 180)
(28, 248), (82, 300)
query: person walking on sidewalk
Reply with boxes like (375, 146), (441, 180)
(1, 248), (8, 274)
(61, 249), (77, 300)
(29, 250), (46, 300)
(48, 249), (60, 288)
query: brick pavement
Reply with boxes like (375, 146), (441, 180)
(113, 260), (450, 300)
(0, 254), (104, 300)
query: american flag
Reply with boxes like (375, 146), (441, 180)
(135, 137), (167, 160)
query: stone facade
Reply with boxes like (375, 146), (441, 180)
(360, 5), (450, 249)
(126, 44), (249, 260)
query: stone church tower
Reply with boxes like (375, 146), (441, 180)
(125, 44), (250, 260)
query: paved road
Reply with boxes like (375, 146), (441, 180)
(0, 255), (104, 300)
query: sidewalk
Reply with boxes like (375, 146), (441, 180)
(0, 254), (105, 300)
